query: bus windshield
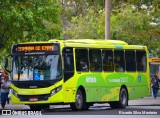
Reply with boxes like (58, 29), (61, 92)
(12, 55), (62, 81)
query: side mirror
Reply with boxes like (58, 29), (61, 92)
(4, 57), (8, 70)
(4, 54), (11, 73)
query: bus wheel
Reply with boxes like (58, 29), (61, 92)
(70, 89), (85, 110)
(118, 87), (128, 108)
(110, 88), (128, 109)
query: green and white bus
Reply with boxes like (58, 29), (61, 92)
(7, 39), (150, 110)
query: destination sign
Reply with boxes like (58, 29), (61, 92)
(12, 43), (59, 54)
(18, 45), (54, 52)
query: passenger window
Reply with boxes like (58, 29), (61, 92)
(125, 51), (136, 72)
(114, 50), (125, 72)
(89, 49), (102, 71)
(75, 49), (89, 72)
(102, 50), (114, 71)
(136, 51), (146, 72)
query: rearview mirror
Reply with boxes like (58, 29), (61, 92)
(4, 56), (8, 70)
(4, 54), (11, 73)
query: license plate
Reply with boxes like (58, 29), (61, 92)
(29, 98), (38, 102)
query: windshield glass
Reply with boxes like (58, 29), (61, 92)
(12, 55), (62, 81)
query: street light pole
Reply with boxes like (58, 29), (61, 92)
(105, 0), (111, 40)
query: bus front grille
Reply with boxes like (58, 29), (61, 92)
(18, 94), (50, 101)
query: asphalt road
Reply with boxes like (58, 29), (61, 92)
(40, 103), (160, 115)
(1, 105), (160, 118)
(1, 97), (160, 117)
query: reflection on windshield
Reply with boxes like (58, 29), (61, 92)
(12, 55), (62, 81)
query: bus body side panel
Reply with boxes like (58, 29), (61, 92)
(64, 72), (132, 103)
(64, 72), (150, 103)
(63, 76), (78, 103)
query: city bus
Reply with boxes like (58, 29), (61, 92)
(5, 39), (150, 110)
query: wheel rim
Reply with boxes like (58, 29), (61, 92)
(120, 89), (127, 106)
(75, 91), (83, 109)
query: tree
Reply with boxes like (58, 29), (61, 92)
(63, 7), (105, 39)
(105, 0), (111, 39)
(110, 6), (160, 49)
(0, 0), (61, 53)
(63, 2), (160, 56)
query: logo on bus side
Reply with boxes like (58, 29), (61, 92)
(109, 77), (128, 83)
(138, 75), (142, 82)
(86, 76), (97, 83)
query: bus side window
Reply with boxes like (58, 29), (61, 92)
(125, 51), (136, 72)
(102, 50), (114, 71)
(89, 49), (102, 72)
(75, 49), (89, 72)
(114, 50), (125, 72)
(136, 51), (146, 72)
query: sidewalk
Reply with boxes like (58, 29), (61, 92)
(0, 96), (160, 111)
(128, 96), (160, 106)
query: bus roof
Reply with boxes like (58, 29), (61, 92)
(49, 39), (146, 50)
(49, 39), (128, 45)
(15, 39), (146, 50)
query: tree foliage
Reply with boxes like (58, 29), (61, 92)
(0, 0), (160, 57)
(0, 0), (61, 53)
(63, 0), (160, 57)
(63, 7), (105, 39)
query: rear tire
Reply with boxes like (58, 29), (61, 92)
(119, 88), (128, 108)
(110, 87), (128, 109)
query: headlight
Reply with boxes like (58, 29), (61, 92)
(50, 86), (62, 96)
(12, 89), (18, 97)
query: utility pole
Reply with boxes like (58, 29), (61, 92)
(105, 0), (111, 40)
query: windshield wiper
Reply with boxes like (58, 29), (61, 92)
(18, 69), (21, 81)
(17, 67), (23, 81)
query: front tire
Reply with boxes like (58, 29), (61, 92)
(70, 89), (86, 110)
